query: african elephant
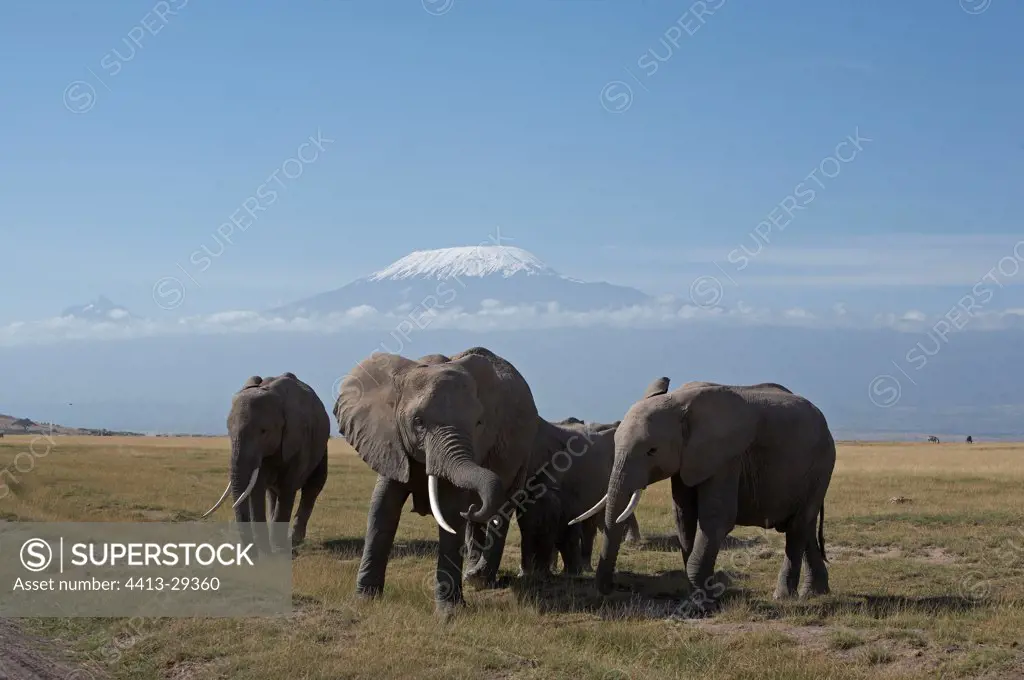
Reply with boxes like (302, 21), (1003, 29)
(517, 417), (641, 577)
(334, 347), (539, 615)
(577, 377), (835, 613)
(202, 372), (330, 555)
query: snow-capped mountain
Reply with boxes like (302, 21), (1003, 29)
(268, 245), (652, 318)
(60, 296), (137, 323)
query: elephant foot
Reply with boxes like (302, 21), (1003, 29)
(595, 569), (614, 596)
(772, 585), (799, 600)
(354, 583), (384, 600)
(464, 567), (498, 590)
(798, 583), (831, 599)
(434, 597), (466, 622)
(290, 529), (306, 548)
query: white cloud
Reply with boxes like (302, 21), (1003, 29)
(3, 299), (1024, 348)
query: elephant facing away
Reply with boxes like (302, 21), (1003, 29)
(517, 417), (641, 577)
(202, 373), (330, 555)
(334, 347), (539, 615)
(578, 377), (835, 612)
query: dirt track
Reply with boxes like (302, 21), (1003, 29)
(0, 620), (96, 680)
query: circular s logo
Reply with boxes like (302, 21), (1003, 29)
(599, 81), (633, 114)
(63, 81), (97, 114)
(867, 374), (901, 408)
(152, 276), (185, 311)
(20, 538), (53, 572)
(688, 275), (724, 308)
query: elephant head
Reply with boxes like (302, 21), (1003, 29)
(333, 352), (504, 533)
(574, 376), (759, 593)
(202, 375), (302, 523)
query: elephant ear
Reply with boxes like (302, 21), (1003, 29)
(678, 387), (757, 487)
(592, 421), (619, 435)
(241, 375), (263, 390)
(335, 353), (419, 483)
(417, 353), (450, 365)
(449, 351), (500, 407)
(276, 379), (309, 467)
(643, 377), (671, 399)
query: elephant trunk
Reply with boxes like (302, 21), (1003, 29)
(229, 439), (259, 523)
(425, 426), (503, 527)
(596, 454), (644, 594)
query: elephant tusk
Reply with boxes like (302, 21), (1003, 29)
(428, 475), (457, 535)
(616, 489), (644, 524)
(201, 482), (232, 519)
(568, 493), (608, 526)
(231, 468), (260, 510)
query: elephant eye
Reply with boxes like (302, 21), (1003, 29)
(646, 447), (657, 456)
(412, 416), (425, 428)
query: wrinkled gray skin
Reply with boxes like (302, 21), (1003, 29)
(597, 377), (835, 612)
(334, 347), (539, 616)
(208, 373), (330, 555)
(517, 418), (641, 577)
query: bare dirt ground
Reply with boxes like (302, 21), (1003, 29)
(0, 619), (97, 680)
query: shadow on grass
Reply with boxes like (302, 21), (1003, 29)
(638, 533), (770, 553)
(316, 537), (438, 560)
(507, 566), (987, 622)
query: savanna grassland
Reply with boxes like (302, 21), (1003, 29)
(1, 436), (1022, 680)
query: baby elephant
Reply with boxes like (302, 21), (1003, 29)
(202, 373), (330, 554)
(517, 417), (642, 577)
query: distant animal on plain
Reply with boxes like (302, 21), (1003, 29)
(966, 435), (973, 444)
(0, 432), (4, 438)
(927, 435), (940, 443)
(201, 372), (330, 555)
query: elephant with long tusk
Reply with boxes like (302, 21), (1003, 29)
(202, 372), (330, 556)
(333, 347), (539, 617)
(573, 377), (835, 614)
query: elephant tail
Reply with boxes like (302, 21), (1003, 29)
(817, 504), (828, 563)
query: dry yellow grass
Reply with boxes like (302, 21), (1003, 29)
(1, 436), (1022, 679)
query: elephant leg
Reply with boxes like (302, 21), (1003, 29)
(624, 514), (643, 545)
(249, 474), (273, 557)
(671, 474), (699, 570)
(267, 489), (279, 522)
(434, 479), (469, 617)
(355, 475), (410, 599)
(466, 515), (511, 588)
(774, 518), (811, 600)
(681, 465), (739, 614)
(580, 519), (597, 573)
(560, 523), (584, 576)
(463, 522), (487, 574)
(798, 506), (830, 598)
(270, 489), (296, 554)
(291, 454), (328, 547)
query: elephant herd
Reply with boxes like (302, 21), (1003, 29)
(202, 346), (837, 617)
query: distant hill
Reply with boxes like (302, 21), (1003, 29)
(0, 413), (143, 437)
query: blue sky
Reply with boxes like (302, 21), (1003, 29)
(1, 0), (1023, 323)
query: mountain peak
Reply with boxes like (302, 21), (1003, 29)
(367, 246), (557, 282)
(61, 296), (136, 322)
